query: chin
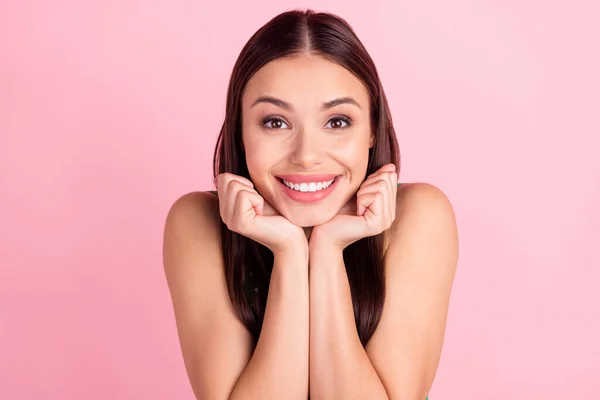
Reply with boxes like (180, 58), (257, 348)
(284, 212), (334, 228)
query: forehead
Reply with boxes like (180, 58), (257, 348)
(242, 54), (369, 107)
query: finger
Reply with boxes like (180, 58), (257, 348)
(357, 176), (391, 200)
(378, 175), (396, 221)
(219, 173), (254, 193)
(362, 191), (388, 231)
(362, 170), (397, 204)
(357, 176), (391, 216)
(368, 163), (396, 178)
(234, 188), (264, 221)
(381, 163), (397, 173)
(357, 193), (386, 235)
(364, 167), (397, 184)
(216, 174), (253, 210)
(224, 180), (259, 219)
(379, 170), (398, 212)
(216, 174), (250, 217)
(357, 191), (382, 217)
(362, 171), (397, 194)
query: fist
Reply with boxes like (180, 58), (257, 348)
(310, 164), (398, 250)
(216, 173), (306, 253)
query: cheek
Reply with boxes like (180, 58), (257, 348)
(331, 135), (371, 167)
(242, 129), (277, 176)
(245, 145), (269, 176)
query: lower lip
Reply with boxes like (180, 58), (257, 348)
(278, 177), (340, 203)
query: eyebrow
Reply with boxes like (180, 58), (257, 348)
(251, 96), (362, 111)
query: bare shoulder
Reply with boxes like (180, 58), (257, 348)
(164, 191), (221, 237)
(384, 182), (457, 255)
(162, 191), (223, 288)
(162, 191), (224, 293)
(162, 191), (253, 400)
(396, 182), (454, 213)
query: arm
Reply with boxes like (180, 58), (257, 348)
(163, 192), (310, 400)
(308, 183), (458, 400)
(364, 183), (457, 399)
(230, 246), (310, 400)
(308, 240), (389, 400)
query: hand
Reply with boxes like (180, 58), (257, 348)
(310, 164), (398, 250)
(216, 173), (306, 254)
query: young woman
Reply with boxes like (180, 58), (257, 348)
(163, 9), (458, 400)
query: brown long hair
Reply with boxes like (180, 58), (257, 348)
(212, 9), (400, 347)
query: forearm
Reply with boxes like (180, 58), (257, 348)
(230, 246), (310, 400)
(308, 243), (388, 400)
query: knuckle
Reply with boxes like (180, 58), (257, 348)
(219, 172), (231, 181)
(217, 173), (233, 189)
(237, 187), (253, 201)
(229, 180), (245, 193)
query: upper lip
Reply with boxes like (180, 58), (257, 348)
(276, 174), (339, 183)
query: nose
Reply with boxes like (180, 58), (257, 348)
(289, 129), (323, 170)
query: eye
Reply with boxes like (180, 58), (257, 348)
(262, 116), (290, 130)
(325, 116), (352, 130)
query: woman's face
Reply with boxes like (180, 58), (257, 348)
(241, 54), (374, 227)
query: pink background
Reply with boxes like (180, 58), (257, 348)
(1, 1), (599, 398)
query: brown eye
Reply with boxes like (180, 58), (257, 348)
(262, 117), (289, 130)
(325, 116), (351, 130)
(331, 119), (343, 129)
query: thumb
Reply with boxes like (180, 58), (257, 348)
(242, 190), (264, 218)
(356, 195), (376, 217)
(253, 197), (264, 216)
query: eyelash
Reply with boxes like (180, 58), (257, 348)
(261, 115), (352, 130)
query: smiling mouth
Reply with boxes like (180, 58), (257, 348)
(278, 177), (337, 192)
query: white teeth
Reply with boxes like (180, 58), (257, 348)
(282, 178), (335, 192)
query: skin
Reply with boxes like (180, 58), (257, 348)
(241, 54), (374, 238)
(163, 53), (459, 399)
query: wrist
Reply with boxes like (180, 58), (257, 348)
(272, 237), (309, 261)
(309, 237), (344, 260)
(309, 228), (347, 254)
(308, 238), (345, 276)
